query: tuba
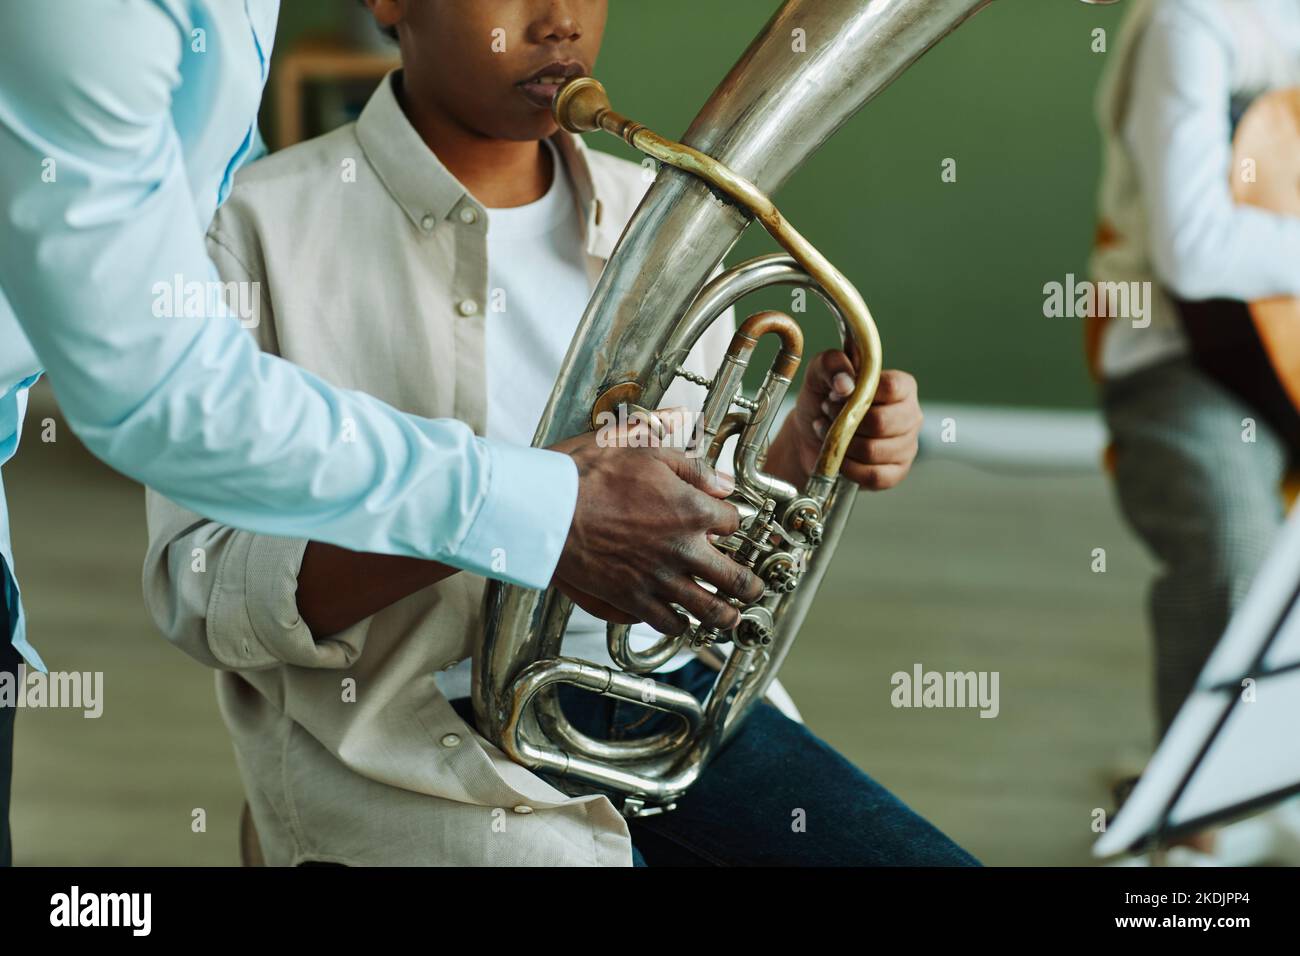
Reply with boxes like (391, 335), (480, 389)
(476, 0), (1116, 817)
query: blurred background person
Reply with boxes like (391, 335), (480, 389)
(1089, 0), (1300, 863)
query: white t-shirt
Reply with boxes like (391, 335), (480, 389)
(434, 142), (697, 701)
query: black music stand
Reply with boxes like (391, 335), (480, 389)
(1094, 510), (1300, 858)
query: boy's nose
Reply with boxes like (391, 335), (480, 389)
(529, 1), (583, 44)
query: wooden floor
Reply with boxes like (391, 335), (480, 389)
(6, 392), (1156, 865)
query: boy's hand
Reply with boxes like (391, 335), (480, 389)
(768, 351), (922, 491)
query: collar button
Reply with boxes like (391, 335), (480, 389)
(421, 214), (436, 232)
(459, 207), (479, 225)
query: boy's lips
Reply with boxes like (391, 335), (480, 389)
(516, 61), (588, 110)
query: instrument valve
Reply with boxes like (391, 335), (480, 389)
(770, 565), (799, 594)
(785, 501), (825, 546)
(735, 606), (775, 649)
(732, 498), (779, 565)
(758, 551), (803, 594)
(688, 624), (723, 648)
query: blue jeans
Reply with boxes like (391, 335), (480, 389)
(454, 659), (977, 866)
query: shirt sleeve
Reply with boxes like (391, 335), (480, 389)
(0, 2), (575, 589)
(142, 486), (359, 671)
(1125, 4), (1300, 302)
(139, 236), (347, 672)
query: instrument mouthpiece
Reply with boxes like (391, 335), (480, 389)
(554, 77), (612, 134)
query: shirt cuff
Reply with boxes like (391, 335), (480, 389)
(207, 533), (362, 670)
(456, 440), (578, 590)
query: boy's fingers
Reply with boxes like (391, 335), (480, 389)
(823, 368), (916, 408)
(861, 400), (923, 439)
(796, 351), (854, 433)
(820, 395), (923, 439)
(830, 372), (855, 398)
(802, 350), (855, 400)
(845, 432), (918, 466)
(840, 461), (910, 492)
(871, 369), (917, 405)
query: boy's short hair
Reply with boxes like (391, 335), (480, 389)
(357, 1), (398, 41)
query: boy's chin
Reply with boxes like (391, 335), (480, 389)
(501, 114), (562, 143)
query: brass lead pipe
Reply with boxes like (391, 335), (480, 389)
(554, 77), (883, 493)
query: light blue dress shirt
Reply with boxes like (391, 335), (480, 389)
(0, 0), (578, 669)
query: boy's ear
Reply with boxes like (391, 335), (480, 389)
(366, 0), (404, 34)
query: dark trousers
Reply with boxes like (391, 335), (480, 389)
(454, 659), (977, 867)
(1, 584), (16, 867)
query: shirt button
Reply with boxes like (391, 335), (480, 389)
(440, 733), (461, 748)
(457, 299), (479, 317)
(459, 207), (479, 225)
(420, 214), (436, 231)
(513, 805), (534, 815)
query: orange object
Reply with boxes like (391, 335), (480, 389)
(1231, 88), (1300, 413)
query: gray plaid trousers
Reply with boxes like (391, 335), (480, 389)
(1103, 357), (1288, 737)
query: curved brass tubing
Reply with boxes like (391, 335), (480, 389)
(555, 77), (883, 499)
(707, 412), (750, 464)
(730, 310), (804, 380)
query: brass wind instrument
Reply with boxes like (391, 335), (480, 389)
(475, 0), (1121, 817)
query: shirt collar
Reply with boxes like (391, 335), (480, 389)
(553, 130), (622, 260)
(356, 71), (612, 257)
